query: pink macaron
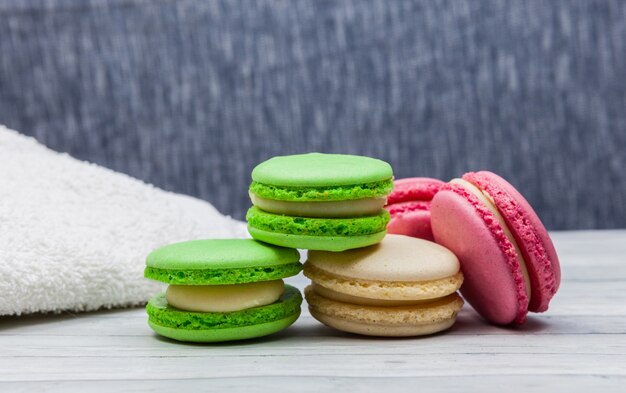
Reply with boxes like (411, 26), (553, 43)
(384, 178), (444, 241)
(430, 171), (560, 325)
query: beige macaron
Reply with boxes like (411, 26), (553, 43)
(304, 234), (464, 337)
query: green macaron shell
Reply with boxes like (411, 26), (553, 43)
(250, 153), (393, 202)
(144, 239), (301, 285)
(249, 179), (393, 202)
(148, 313), (300, 343)
(146, 285), (302, 342)
(144, 263), (302, 285)
(248, 226), (387, 252)
(246, 206), (390, 237)
(252, 153), (393, 186)
(146, 239), (299, 270)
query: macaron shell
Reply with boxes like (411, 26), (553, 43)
(146, 239), (300, 270)
(463, 171), (560, 312)
(251, 153), (393, 187)
(144, 238), (302, 285)
(385, 178), (444, 241)
(247, 226), (387, 252)
(306, 235), (460, 282)
(431, 184), (529, 325)
(149, 312), (300, 343)
(387, 177), (444, 205)
(304, 263), (464, 302)
(246, 207), (390, 237)
(386, 201), (434, 241)
(309, 313), (456, 337)
(305, 286), (463, 337)
(144, 262), (302, 285)
(249, 179), (393, 202)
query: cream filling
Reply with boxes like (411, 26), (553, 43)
(249, 192), (386, 217)
(165, 280), (284, 313)
(311, 283), (440, 306)
(451, 178), (532, 301)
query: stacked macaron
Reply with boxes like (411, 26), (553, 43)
(385, 177), (444, 241)
(304, 235), (464, 336)
(245, 153), (468, 337)
(431, 171), (561, 325)
(144, 152), (561, 343)
(144, 239), (303, 342)
(247, 153), (394, 251)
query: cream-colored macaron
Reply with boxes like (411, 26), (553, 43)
(304, 234), (464, 337)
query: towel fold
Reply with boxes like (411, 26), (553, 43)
(0, 125), (246, 316)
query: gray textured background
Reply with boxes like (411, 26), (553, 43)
(1, 0), (625, 229)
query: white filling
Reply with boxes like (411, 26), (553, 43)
(165, 280), (284, 312)
(451, 178), (532, 301)
(249, 192), (386, 217)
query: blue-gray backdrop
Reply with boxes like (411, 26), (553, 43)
(1, 0), (625, 229)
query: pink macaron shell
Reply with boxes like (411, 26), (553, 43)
(463, 171), (560, 312)
(387, 177), (444, 205)
(431, 184), (529, 325)
(385, 200), (434, 241)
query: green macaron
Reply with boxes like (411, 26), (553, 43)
(247, 153), (393, 251)
(250, 153), (393, 201)
(145, 238), (303, 285)
(246, 206), (390, 251)
(147, 286), (302, 342)
(144, 239), (303, 343)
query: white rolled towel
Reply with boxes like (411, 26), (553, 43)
(0, 125), (247, 316)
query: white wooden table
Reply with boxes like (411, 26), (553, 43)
(1, 230), (625, 392)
